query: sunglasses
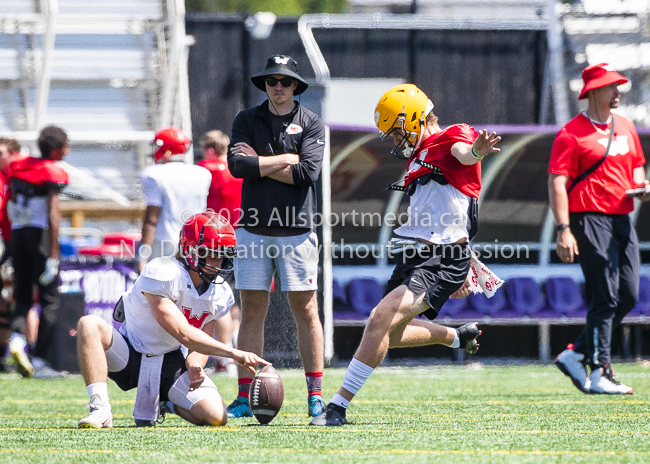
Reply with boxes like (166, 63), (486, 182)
(265, 77), (294, 87)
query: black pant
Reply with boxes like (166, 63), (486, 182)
(9, 227), (60, 362)
(570, 213), (639, 367)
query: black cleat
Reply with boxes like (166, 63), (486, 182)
(457, 322), (481, 354)
(309, 403), (348, 426)
(135, 419), (156, 427)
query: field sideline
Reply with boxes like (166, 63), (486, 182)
(1, 363), (650, 463)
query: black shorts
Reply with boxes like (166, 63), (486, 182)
(107, 335), (186, 402)
(384, 242), (471, 320)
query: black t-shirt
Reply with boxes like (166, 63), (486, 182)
(268, 111), (292, 148)
(227, 100), (325, 234)
(254, 110), (309, 237)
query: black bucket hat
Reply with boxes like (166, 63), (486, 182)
(250, 54), (309, 95)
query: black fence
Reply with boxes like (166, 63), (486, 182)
(186, 14), (548, 145)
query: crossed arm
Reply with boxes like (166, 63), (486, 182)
(230, 142), (299, 184)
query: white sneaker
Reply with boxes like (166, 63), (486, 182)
(217, 358), (238, 378)
(34, 365), (66, 379)
(32, 357), (66, 378)
(78, 395), (113, 429)
(225, 361), (238, 378)
(589, 366), (633, 395)
(555, 348), (590, 393)
(8, 333), (34, 378)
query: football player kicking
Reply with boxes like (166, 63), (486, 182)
(311, 84), (501, 426)
(77, 212), (268, 428)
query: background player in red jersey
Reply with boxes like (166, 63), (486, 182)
(0, 137), (21, 372)
(551, 63), (650, 395)
(311, 84), (500, 426)
(199, 130), (243, 226)
(199, 130), (243, 376)
(7, 126), (69, 378)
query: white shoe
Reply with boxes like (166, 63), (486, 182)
(217, 358), (238, 378)
(225, 362), (238, 378)
(589, 366), (633, 395)
(9, 333), (34, 378)
(32, 357), (66, 379)
(555, 348), (590, 393)
(78, 395), (113, 429)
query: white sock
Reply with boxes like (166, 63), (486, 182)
(87, 382), (109, 404)
(330, 393), (350, 409)
(341, 358), (375, 395)
(449, 330), (460, 349)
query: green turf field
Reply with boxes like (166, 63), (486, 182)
(1, 363), (650, 463)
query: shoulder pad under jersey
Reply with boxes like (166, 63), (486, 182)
(140, 257), (182, 282)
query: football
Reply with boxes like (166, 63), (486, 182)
(249, 365), (284, 424)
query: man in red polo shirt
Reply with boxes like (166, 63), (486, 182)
(550, 63), (650, 395)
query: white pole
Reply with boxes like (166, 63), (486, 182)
(322, 126), (334, 365)
(546, 0), (571, 125)
(35, 0), (58, 130)
(160, 0), (183, 128)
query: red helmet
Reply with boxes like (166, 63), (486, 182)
(152, 127), (191, 163)
(179, 212), (236, 284)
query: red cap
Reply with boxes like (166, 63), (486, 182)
(579, 63), (628, 100)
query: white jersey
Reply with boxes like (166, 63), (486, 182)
(119, 257), (234, 356)
(393, 181), (470, 245)
(140, 162), (212, 243)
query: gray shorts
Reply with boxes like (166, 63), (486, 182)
(234, 228), (319, 292)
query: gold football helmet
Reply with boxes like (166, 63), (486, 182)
(374, 84), (433, 159)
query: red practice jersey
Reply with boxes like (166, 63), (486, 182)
(549, 113), (646, 215)
(198, 159), (243, 227)
(404, 124), (481, 199)
(0, 171), (6, 240)
(1, 154), (30, 240)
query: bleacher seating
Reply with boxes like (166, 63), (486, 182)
(628, 275), (650, 316)
(545, 277), (587, 317)
(333, 279), (347, 305)
(438, 295), (468, 317)
(468, 290), (508, 315)
(344, 277), (384, 320)
(333, 274), (650, 324)
(505, 277), (546, 315)
(332, 273), (648, 360)
(0, 0), (188, 206)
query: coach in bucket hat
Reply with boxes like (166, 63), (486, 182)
(578, 62), (628, 100)
(226, 52), (326, 420)
(250, 54), (309, 95)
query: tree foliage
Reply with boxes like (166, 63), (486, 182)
(186, 0), (348, 15)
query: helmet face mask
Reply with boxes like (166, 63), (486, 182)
(179, 212), (237, 285)
(187, 245), (236, 284)
(379, 113), (418, 160)
(375, 84), (433, 160)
